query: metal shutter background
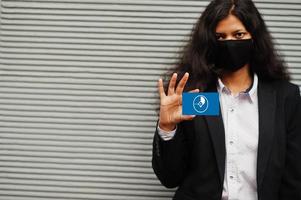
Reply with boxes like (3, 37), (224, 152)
(0, 0), (300, 199)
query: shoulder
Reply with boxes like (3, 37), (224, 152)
(275, 79), (299, 92)
(259, 79), (300, 98)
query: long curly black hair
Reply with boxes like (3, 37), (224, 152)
(162, 0), (290, 94)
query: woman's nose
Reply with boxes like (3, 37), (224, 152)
(225, 36), (236, 40)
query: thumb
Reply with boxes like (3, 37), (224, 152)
(181, 115), (196, 121)
(188, 88), (200, 93)
(179, 89), (200, 105)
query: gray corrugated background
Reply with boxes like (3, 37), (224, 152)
(0, 0), (300, 199)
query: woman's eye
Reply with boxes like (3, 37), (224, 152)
(235, 32), (245, 39)
(216, 35), (225, 40)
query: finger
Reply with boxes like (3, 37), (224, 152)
(179, 95), (182, 105)
(158, 78), (166, 98)
(176, 72), (189, 95)
(168, 73), (177, 96)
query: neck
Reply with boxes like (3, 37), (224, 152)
(220, 64), (252, 95)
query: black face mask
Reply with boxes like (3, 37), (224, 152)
(214, 39), (253, 72)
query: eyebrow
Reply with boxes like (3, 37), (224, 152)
(233, 29), (246, 33)
(215, 29), (246, 34)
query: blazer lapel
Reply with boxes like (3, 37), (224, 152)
(201, 83), (226, 185)
(256, 80), (276, 190)
(205, 114), (226, 185)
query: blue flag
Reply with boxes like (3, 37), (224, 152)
(182, 92), (220, 116)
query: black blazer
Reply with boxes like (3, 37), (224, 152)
(152, 79), (301, 200)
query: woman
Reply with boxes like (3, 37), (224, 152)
(152, 0), (301, 200)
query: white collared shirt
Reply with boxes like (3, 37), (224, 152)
(158, 74), (259, 200)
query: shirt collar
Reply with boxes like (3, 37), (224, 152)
(217, 73), (258, 102)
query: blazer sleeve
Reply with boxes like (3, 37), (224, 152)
(152, 119), (192, 188)
(279, 85), (301, 199)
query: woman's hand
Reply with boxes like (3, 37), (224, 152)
(158, 72), (199, 131)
